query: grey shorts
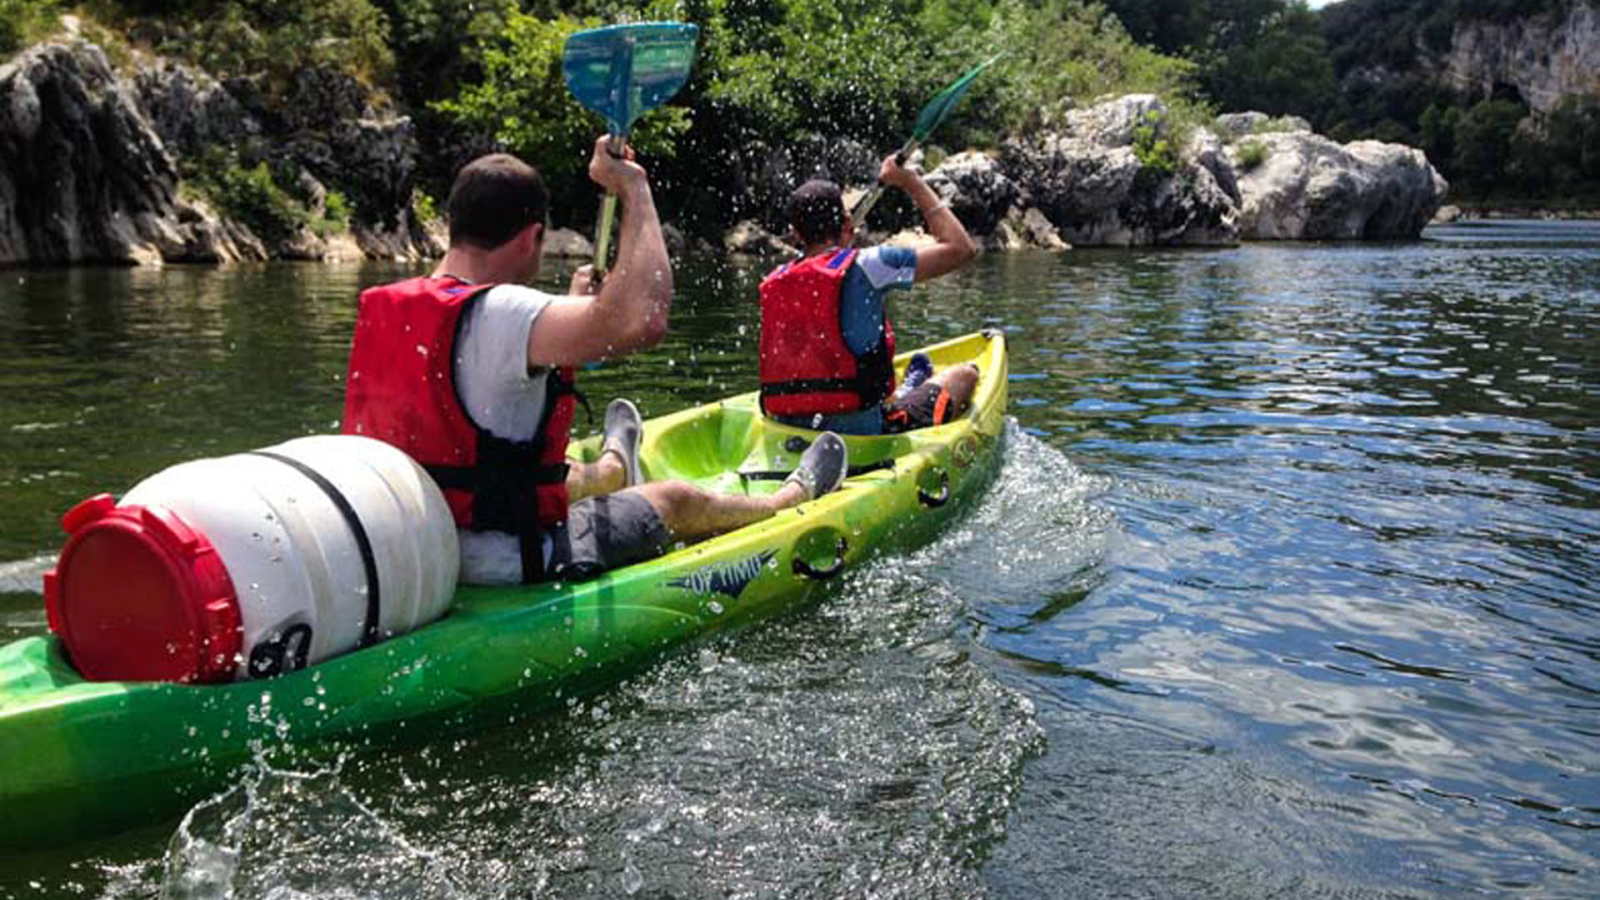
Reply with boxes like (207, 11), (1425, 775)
(548, 490), (671, 580)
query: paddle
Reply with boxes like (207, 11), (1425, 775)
(848, 54), (1004, 230)
(562, 22), (700, 276)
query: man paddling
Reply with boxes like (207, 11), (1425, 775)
(760, 154), (981, 435)
(343, 139), (846, 584)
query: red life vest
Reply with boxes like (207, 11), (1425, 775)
(759, 247), (896, 417)
(341, 275), (576, 583)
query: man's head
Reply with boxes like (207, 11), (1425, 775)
(787, 179), (850, 249)
(447, 154), (549, 276)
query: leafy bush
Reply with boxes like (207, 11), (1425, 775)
(981, 0), (1198, 132)
(196, 158), (309, 245)
(92, 0), (393, 93)
(411, 189), (440, 226)
(1235, 138), (1269, 170)
(312, 190), (351, 237)
(0, 0), (60, 56)
(432, 11), (691, 183)
(1131, 109), (1177, 176)
(1249, 116), (1304, 135)
(1453, 99), (1527, 193)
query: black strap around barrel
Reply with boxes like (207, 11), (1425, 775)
(251, 451), (383, 649)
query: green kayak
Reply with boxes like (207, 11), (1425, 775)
(0, 330), (1008, 849)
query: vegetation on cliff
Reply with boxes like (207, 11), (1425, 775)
(4, 0), (1205, 235)
(1099, 0), (1598, 205)
(2, 0), (1592, 236)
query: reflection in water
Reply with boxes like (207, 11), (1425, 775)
(0, 222), (1596, 899)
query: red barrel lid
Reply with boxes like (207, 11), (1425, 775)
(43, 494), (242, 683)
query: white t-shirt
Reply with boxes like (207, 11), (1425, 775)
(452, 283), (559, 584)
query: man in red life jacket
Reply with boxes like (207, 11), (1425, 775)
(759, 154), (980, 435)
(345, 139), (847, 584)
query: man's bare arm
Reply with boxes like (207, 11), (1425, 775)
(879, 154), (977, 283)
(527, 137), (673, 368)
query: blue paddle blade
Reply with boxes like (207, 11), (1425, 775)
(563, 22), (700, 136)
(909, 53), (1004, 143)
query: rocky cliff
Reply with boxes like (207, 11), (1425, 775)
(0, 37), (434, 266)
(1445, 2), (1600, 115)
(0, 40), (261, 265)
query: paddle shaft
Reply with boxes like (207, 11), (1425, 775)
(848, 141), (918, 230)
(592, 136), (627, 277)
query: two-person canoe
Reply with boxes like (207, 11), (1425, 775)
(0, 329), (1008, 849)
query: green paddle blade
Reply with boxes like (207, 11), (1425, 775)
(563, 22), (700, 137)
(908, 53), (1004, 144)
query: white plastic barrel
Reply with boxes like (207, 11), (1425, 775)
(49, 435), (458, 682)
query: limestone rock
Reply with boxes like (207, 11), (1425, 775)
(724, 219), (797, 257)
(0, 41), (179, 264)
(926, 151), (1020, 235)
(543, 227), (594, 259)
(1018, 207), (1069, 250)
(1002, 112), (1239, 246)
(1060, 94), (1169, 147)
(883, 229), (938, 249)
(749, 135), (879, 231)
(661, 222), (687, 259)
(1214, 112), (1312, 139)
(1445, 2), (1600, 115)
(0, 39), (432, 265)
(134, 58), (257, 159)
(1230, 132), (1448, 240)
(1186, 128), (1241, 206)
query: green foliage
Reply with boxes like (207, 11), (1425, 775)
(1453, 99), (1527, 192)
(433, 11), (691, 183)
(1249, 116), (1304, 135)
(411, 189), (440, 226)
(312, 190), (352, 237)
(1541, 95), (1600, 189)
(700, 0), (931, 142)
(0, 0), (60, 56)
(982, 0), (1198, 132)
(372, 0), (516, 104)
(1235, 139), (1269, 170)
(1199, 3), (1336, 120)
(93, 0), (393, 91)
(195, 157), (309, 246)
(1131, 109), (1177, 176)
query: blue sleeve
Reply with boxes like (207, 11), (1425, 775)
(857, 245), (919, 290)
(839, 252), (898, 357)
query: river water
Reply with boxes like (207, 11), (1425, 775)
(0, 221), (1595, 899)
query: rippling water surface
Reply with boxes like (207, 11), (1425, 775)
(0, 221), (1595, 899)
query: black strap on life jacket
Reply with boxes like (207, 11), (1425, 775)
(425, 367), (576, 584)
(760, 337), (894, 411)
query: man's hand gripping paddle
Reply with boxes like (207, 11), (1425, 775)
(849, 54), (1003, 230)
(563, 22), (699, 278)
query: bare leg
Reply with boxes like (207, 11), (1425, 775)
(632, 480), (806, 544)
(567, 453), (625, 502)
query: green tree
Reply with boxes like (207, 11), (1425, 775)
(1199, 2), (1336, 121)
(1452, 99), (1527, 193)
(433, 11), (692, 187)
(0, 0), (59, 56)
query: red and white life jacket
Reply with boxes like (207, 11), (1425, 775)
(341, 275), (575, 582)
(759, 248), (896, 417)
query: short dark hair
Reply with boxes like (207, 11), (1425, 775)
(787, 179), (845, 245)
(446, 154), (549, 250)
